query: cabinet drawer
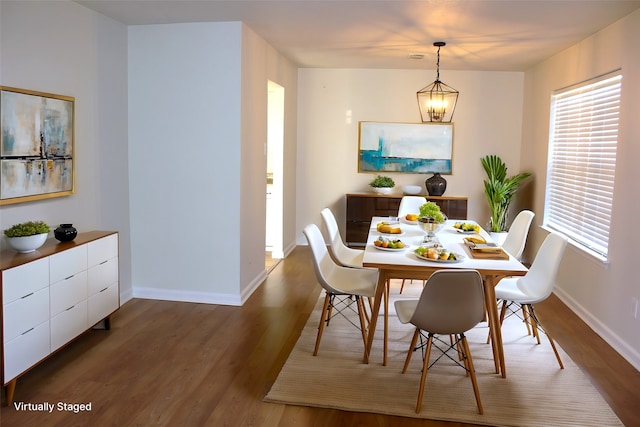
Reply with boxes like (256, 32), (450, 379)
(88, 234), (118, 267)
(2, 257), (49, 304)
(3, 287), (50, 343)
(50, 246), (87, 284)
(88, 284), (119, 327)
(50, 300), (88, 352)
(88, 257), (118, 295)
(4, 320), (50, 382)
(50, 270), (88, 317)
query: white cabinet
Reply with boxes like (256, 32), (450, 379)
(1, 231), (119, 404)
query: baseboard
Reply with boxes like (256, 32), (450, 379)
(553, 288), (640, 371)
(132, 285), (244, 306)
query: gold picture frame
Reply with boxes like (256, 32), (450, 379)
(0, 86), (75, 205)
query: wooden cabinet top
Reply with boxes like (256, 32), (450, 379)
(346, 192), (468, 201)
(0, 231), (117, 272)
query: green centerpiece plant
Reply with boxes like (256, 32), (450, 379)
(481, 155), (532, 232)
(418, 201), (445, 223)
(4, 221), (51, 237)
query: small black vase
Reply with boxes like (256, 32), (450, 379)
(425, 173), (447, 196)
(54, 224), (78, 242)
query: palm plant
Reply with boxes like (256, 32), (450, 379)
(481, 155), (532, 232)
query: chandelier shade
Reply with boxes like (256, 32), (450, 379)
(417, 42), (458, 123)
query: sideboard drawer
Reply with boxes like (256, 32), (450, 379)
(2, 257), (49, 304)
(88, 257), (118, 295)
(88, 284), (119, 327)
(3, 321), (50, 382)
(3, 287), (50, 343)
(50, 300), (88, 352)
(88, 234), (118, 267)
(50, 246), (88, 284)
(50, 271), (88, 318)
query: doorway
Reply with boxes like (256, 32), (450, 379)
(266, 81), (284, 272)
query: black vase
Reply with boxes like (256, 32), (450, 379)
(54, 224), (78, 242)
(425, 173), (447, 196)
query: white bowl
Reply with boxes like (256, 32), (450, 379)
(6, 233), (48, 253)
(372, 187), (392, 194)
(402, 185), (422, 195)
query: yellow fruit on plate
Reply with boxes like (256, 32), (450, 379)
(465, 235), (486, 244)
(405, 213), (419, 221)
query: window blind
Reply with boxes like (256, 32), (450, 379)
(544, 73), (621, 258)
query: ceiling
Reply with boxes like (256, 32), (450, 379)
(75, 0), (640, 71)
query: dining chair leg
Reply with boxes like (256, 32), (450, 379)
(357, 296), (368, 348)
(522, 305), (532, 336)
(415, 333), (433, 414)
(313, 293), (332, 356)
(402, 328), (420, 374)
(525, 304), (542, 344)
(528, 304), (564, 369)
(461, 334), (483, 415)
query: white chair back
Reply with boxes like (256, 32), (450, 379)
(410, 270), (485, 334)
(303, 223), (343, 295)
(320, 207), (363, 268)
(517, 232), (568, 303)
(397, 196), (427, 217)
(502, 210), (535, 260)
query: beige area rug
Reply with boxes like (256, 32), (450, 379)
(265, 281), (623, 426)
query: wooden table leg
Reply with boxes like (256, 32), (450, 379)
(363, 270), (388, 364)
(484, 276), (507, 377)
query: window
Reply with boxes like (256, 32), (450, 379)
(544, 72), (621, 260)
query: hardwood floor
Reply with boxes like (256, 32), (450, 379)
(2, 246), (639, 426)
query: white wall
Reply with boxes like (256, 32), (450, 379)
(296, 69), (526, 245)
(128, 22), (298, 305)
(521, 9), (640, 369)
(0, 1), (132, 300)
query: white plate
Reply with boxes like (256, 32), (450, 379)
(379, 230), (405, 236)
(413, 252), (465, 263)
(455, 229), (477, 234)
(374, 245), (409, 251)
(401, 217), (418, 225)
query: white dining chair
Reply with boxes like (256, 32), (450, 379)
(303, 224), (379, 356)
(494, 232), (568, 368)
(397, 196), (428, 293)
(320, 207), (365, 269)
(397, 196), (427, 217)
(395, 269), (485, 414)
(502, 210), (535, 260)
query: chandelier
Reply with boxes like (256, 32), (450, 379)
(417, 42), (459, 123)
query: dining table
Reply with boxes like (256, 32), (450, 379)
(361, 216), (529, 378)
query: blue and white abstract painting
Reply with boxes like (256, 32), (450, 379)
(358, 122), (453, 173)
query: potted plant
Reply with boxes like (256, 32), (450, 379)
(417, 201), (447, 238)
(3, 220), (51, 253)
(481, 155), (532, 235)
(369, 175), (395, 194)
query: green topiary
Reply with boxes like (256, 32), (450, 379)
(369, 175), (395, 188)
(4, 221), (51, 238)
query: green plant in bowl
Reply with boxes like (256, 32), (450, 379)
(418, 201), (445, 223)
(369, 175), (395, 188)
(4, 221), (51, 237)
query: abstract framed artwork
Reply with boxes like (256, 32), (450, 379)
(358, 121), (453, 173)
(0, 86), (75, 205)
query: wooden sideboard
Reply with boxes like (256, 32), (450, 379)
(345, 193), (468, 247)
(1, 231), (120, 405)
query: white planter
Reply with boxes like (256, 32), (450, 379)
(372, 187), (392, 194)
(490, 231), (508, 246)
(6, 233), (48, 253)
